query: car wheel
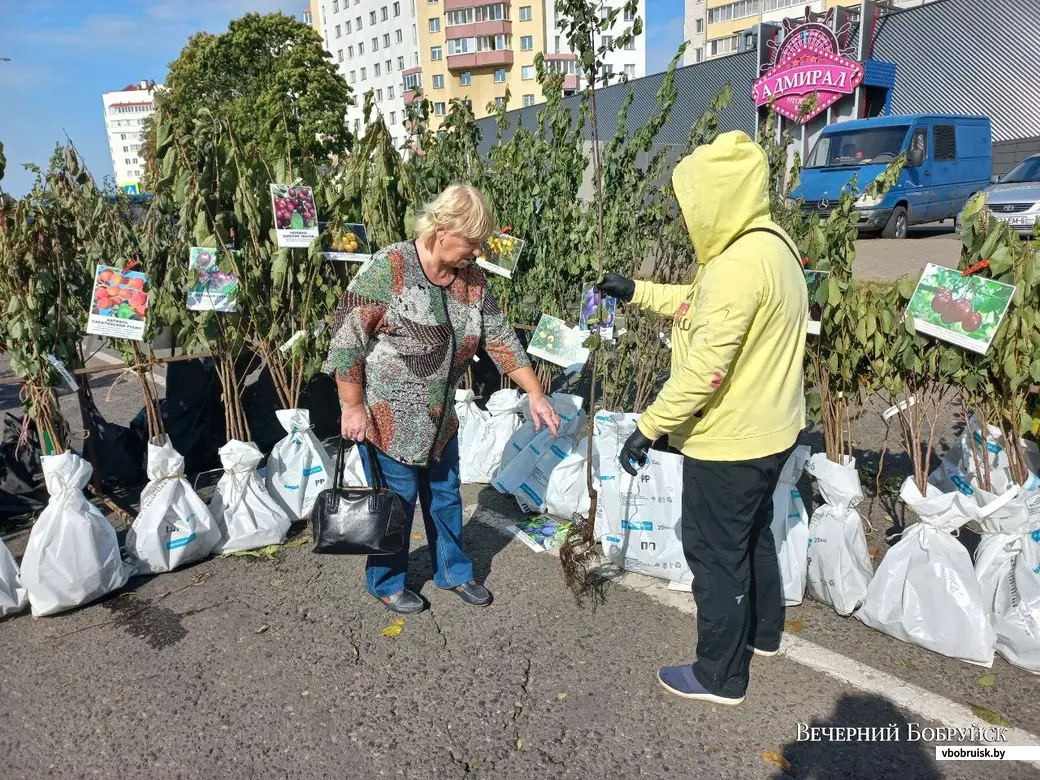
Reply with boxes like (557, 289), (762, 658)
(882, 205), (908, 239)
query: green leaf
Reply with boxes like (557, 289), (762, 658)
(939, 349), (962, 375)
(987, 244), (1013, 276)
(827, 276), (841, 307)
(896, 276), (917, 300)
(970, 704), (1012, 728)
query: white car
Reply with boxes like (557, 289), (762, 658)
(957, 154), (1040, 237)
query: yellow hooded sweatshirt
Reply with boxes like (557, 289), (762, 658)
(634, 131), (808, 462)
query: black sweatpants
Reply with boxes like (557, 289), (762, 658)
(682, 447), (793, 700)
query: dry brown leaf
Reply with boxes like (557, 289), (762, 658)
(867, 544), (880, 559)
(762, 749), (792, 773)
(784, 619), (806, 633)
(412, 533), (423, 540)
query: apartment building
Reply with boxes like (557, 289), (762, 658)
(414, 1), (646, 130)
(313, 0), (420, 148)
(101, 80), (159, 194)
(701, 0), (923, 59)
(684, 0), (707, 65)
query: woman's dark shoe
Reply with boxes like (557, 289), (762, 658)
(447, 580), (493, 607)
(374, 589), (426, 614)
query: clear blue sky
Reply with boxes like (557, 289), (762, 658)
(0, 0), (687, 197)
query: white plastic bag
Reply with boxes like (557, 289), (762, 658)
(458, 389), (522, 484)
(125, 437), (221, 574)
(211, 440), (291, 554)
(543, 438), (596, 520)
(266, 409), (335, 521)
(493, 394), (585, 495)
(856, 478), (995, 666)
(340, 442), (369, 487)
(592, 411), (641, 538)
(513, 437), (580, 514)
(770, 445), (811, 607)
(974, 484), (1040, 674)
(804, 454), (873, 616)
(599, 449), (691, 586)
(20, 452), (129, 617)
(931, 415), (1040, 497)
(0, 537), (27, 618)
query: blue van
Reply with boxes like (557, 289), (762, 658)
(791, 114), (992, 239)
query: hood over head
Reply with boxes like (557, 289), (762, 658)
(671, 130), (772, 263)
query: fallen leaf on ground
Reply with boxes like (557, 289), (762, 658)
(271, 579), (283, 587)
(976, 673), (997, 687)
(283, 534), (313, 549)
(381, 617), (406, 638)
(701, 745), (712, 753)
(762, 749), (791, 772)
(784, 619), (806, 633)
(412, 533), (423, 540)
(556, 693), (568, 701)
(255, 625), (270, 634)
(894, 659), (917, 670)
(970, 704), (1012, 728)
(227, 544), (280, 560)
(516, 737), (523, 750)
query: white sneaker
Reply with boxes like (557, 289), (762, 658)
(747, 644), (780, 658)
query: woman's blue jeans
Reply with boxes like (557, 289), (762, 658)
(359, 436), (474, 597)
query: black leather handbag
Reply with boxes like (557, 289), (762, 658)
(311, 439), (408, 555)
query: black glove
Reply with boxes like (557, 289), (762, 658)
(620, 428), (653, 476)
(596, 273), (635, 303)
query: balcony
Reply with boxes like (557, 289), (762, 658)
(447, 49), (513, 71)
(446, 20), (511, 38)
(444, 0), (509, 10)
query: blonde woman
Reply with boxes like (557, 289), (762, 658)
(324, 184), (560, 614)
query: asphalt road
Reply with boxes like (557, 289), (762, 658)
(2, 235), (1038, 780)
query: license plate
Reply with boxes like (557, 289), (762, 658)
(998, 215), (1036, 227)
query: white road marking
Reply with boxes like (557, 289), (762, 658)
(92, 350), (166, 387)
(467, 502), (1040, 764)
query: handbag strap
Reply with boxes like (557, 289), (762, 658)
(333, 437), (387, 491)
(721, 226), (803, 271)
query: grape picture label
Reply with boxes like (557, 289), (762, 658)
(579, 286), (616, 341)
(187, 247), (239, 312)
(270, 184), (319, 248)
(804, 270), (827, 335)
(527, 314), (590, 369)
(321, 221), (372, 263)
(86, 264), (150, 342)
(906, 263), (1015, 355)
(477, 231), (524, 279)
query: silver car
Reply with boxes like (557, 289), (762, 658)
(956, 154), (1040, 237)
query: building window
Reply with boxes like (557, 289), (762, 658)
(356, 15), (362, 29)
(460, 71), (472, 86)
(388, 85), (395, 98)
(447, 37), (474, 55)
(434, 102), (446, 115)
(394, 1), (401, 16)
(381, 6), (388, 20)
(403, 72), (422, 90)
(554, 35), (561, 53)
(602, 34), (613, 49)
(624, 64), (635, 78)
(521, 35), (533, 51)
(349, 45), (355, 58)
(398, 56), (405, 69)
(446, 8), (473, 25)
(383, 33), (390, 46)
(476, 4), (507, 22)
(396, 29), (403, 42)
(386, 59), (392, 72)
(709, 36), (739, 57)
(624, 38), (635, 51)
(431, 46), (443, 60)
(522, 94), (535, 107)
(390, 111), (396, 124)
(361, 66), (367, 79)
(433, 74), (445, 88)
(349, 70), (357, 83)
(374, 63), (381, 76)
(369, 10), (376, 24)
(519, 5), (532, 21)
(494, 68), (506, 83)
(333, 0), (339, 11)
(335, 24), (342, 37)
(624, 8), (635, 22)
(599, 6), (609, 22)
(696, 19), (703, 33)
(377, 88), (384, 101)
(603, 63), (614, 77)
(477, 34), (509, 51)
(695, 47), (703, 63)
(521, 65), (534, 80)
(430, 18), (441, 32)
(413, 24), (417, 42)
(359, 41), (365, 54)
(495, 96), (505, 108)
(355, 118), (360, 132)
(346, 20), (352, 33)
(338, 49), (344, 61)
(372, 37), (379, 50)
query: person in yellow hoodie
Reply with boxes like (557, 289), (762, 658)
(598, 130), (807, 706)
